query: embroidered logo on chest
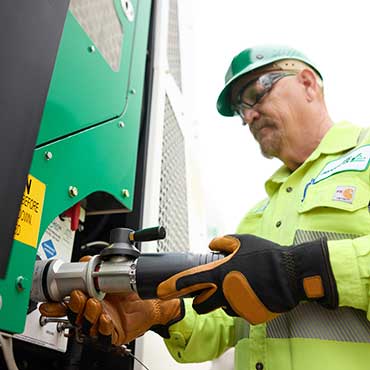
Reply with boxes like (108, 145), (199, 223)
(315, 145), (370, 183)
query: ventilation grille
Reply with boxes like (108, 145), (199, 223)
(157, 96), (189, 252)
(167, 0), (182, 90)
(69, 0), (123, 71)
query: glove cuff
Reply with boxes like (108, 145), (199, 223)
(150, 299), (185, 338)
(292, 238), (338, 309)
(316, 239), (339, 309)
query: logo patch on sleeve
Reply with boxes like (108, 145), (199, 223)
(333, 186), (356, 203)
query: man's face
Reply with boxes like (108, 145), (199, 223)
(249, 112), (282, 159)
(231, 68), (306, 159)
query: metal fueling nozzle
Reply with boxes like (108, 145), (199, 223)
(31, 227), (224, 302)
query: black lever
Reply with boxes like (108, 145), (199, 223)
(130, 226), (166, 242)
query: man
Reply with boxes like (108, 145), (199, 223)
(41, 45), (370, 369)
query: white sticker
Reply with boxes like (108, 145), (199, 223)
(315, 145), (370, 183)
(333, 186), (356, 204)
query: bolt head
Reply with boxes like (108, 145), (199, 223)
(16, 276), (25, 292)
(44, 151), (53, 160)
(118, 121), (125, 128)
(69, 186), (79, 197)
(88, 45), (96, 53)
(122, 189), (130, 198)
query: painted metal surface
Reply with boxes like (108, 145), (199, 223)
(0, 0), (152, 333)
(0, 0), (70, 279)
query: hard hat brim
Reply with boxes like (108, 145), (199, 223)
(216, 54), (322, 117)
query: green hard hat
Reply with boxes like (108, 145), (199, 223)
(216, 44), (322, 117)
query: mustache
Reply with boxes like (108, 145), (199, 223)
(249, 118), (276, 138)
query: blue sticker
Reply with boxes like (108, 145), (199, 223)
(41, 239), (57, 259)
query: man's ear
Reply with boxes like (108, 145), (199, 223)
(297, 69), (320, 101)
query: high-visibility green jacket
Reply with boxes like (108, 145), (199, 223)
(164, 121), (370, 370)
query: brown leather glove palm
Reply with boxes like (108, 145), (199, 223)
(39, 291), (183, 345)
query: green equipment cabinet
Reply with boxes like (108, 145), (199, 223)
(0, 0), (151, 337)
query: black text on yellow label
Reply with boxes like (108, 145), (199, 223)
(14, 175), (46, 248)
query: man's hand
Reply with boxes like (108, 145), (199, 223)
(39, 291), (183, 345)
(157, 234), (338, 324)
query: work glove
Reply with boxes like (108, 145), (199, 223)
(157, 234), (338, 325)
(39, 291), (184, 345)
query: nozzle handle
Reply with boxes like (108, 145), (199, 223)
(130, 226), (166, 242)
(136, 252), (224, 299)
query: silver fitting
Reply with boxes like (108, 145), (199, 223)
(92, 256), (138, 294)
(31, 256), (104, 303)
(39, 316), (70, 327)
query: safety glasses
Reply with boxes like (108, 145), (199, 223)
(234, 71), (296, 122)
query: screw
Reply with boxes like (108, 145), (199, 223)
(130, 88), (136, 95)
(44, 151), (53, 160)
(69, 186), (79, 197)
(88, 45), (96, 53)
(122, 189), (130, 198)
(16, 276), (25, 292)
(118, 121), (125, 128)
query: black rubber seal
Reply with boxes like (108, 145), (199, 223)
(41, 260), (53, 302)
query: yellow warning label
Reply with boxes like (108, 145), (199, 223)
(14, 174), (46, 248)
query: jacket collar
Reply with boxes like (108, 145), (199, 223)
(265, 121), (362, 195)
(308, 121), (362, 157)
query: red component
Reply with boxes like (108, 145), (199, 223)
(63, 202), (81, 231)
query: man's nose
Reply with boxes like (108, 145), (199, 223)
(242, 108), (260, 125)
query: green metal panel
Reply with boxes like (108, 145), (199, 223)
(0, 0), (152, 333)
(36, 2), (134, 145)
